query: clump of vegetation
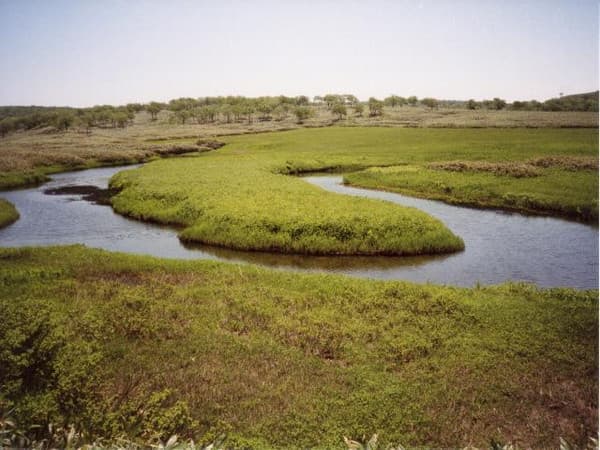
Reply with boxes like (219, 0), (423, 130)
(195, 139), (226, 150)
(368, 97), (384, 116)
(528, 155), (598, 171)
(428, 161), (542, 178)
(0, 246), (597, 448)
(0, 199), (18, 228)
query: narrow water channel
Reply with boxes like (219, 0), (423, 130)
(0, 165), (597, 289)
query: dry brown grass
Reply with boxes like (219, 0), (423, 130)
(528, 155), (599, 171)
(427, 161), (542, 178)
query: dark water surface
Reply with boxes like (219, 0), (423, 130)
(0, 165), (597, 288)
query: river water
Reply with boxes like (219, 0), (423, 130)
(0, 165), (597, 288)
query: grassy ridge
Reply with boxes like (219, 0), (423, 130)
(0, 245), (596, 448)
(0, 198), (18, 228)
(344, 164), (598, 221)
(110, 127), (597, 255)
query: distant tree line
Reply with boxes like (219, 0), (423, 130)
(0, 104), (142, 137)
(161, 95), (313, 125)
(465, 91), (598, 112)
(1, 91), (596, 137)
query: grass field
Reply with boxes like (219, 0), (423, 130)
(0, 198), (18, 228)
(109, 127), (598, 256)
(0, 245), (596, 448)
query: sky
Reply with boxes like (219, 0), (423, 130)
(0, 0), (597, 106)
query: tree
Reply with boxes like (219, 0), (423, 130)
(113, 111), (130, 128)
(354, 103), (364, 117)
(368, 97), (384, 116)
(80, 112), (96, 134)
(331, 103), (347, 120)
(343, 95), (359, 107)
(174, 109), (191, 124)
(232, 104), (244, 122)
(323, 94), (343, 109)
(169, 98), (197, 112)
(0, 117), (16, 137)
(421, 97), (438, 109)
(295, 95), (310, 106)
(241, 102), (255, 123)
(273, 104), (290, 121)
(125, 103), (144, 113)
(492, 97), (506, 110)
(466, 99), (478, 110)
(293, 106), (313, 123)
(220, 104), (233, 123)
(53, 111), (75, 131)
(528, 100), (542, 111)
(147, 102), (162, 121)
(256, 99), (276, 120)
(384, 95), (404, 108)
(407, 96), (418, 106)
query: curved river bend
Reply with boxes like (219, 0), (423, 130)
(0, 165), (597, 289)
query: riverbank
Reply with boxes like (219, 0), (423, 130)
(0, 198), (18, 228)
(343, 160), (598, 223)
(0, 139), (223, 190)
(1, 167), (596, 288)
(0, 245), (597, 448)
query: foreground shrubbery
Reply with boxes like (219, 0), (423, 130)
(0, 246), (597, 448)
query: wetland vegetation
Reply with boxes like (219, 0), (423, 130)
(0, 246), (597, 448)
(109, 127), (598, 258)
(0, 198), (18, 228)
(345, 159), (598, 222)
(0, 97), (598, 449)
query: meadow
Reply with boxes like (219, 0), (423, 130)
(0, 245), (597, 448)
(109, 127), (598, 257)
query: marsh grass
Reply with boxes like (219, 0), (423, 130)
(345, 164), (598, 222)
(0, 198), (18, 228)
(110, 156), (463, 256)
(110, 127), (597, 256)
(0, 246), (597, 448)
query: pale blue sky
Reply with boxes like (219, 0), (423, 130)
(0, 0), (597, 106)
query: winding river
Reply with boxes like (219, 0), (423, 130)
(0, 165), (597, 289)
